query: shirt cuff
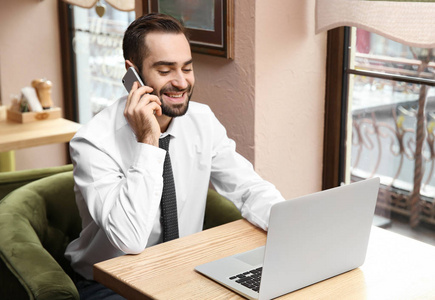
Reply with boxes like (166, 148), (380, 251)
(132, 143), (166, 172)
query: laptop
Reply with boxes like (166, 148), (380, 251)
(195, 177), (380, 300)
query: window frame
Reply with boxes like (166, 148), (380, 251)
(323, 26), (435, 229)
(322, 27), (349, 190)
(58, 1), (78, 122)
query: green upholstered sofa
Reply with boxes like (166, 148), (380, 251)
(0, 165), (241, 300)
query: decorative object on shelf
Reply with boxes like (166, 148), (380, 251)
(7, 107), (61, 123)
(20, 87), (43, 112)
(33, 79), (54, 109)
(6, 79), (61, 123)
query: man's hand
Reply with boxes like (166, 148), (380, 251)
(124, 81), (162, 146)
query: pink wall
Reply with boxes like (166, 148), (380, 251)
(191, 0), (256, 163)
(0, 0), (67, 170)
(255, 0), (327, 198)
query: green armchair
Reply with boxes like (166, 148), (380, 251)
(0, 164), (74, 200)
(0, 166), (241, 300)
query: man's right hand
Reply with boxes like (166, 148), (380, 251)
(124, 81), (162, 147)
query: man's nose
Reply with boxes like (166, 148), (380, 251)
(171, 71), (189, 90)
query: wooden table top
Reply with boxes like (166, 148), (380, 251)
(0, 118), (81, 152)
(94, 220), (435, 300)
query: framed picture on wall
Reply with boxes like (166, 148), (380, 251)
(143, 0), (234, 59)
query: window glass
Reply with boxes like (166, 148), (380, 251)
(71, 1), (135, 124)
(347, 28), (435, 225)
(353, 29), (435, 79)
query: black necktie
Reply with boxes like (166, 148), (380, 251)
(159, 135), (179, 242)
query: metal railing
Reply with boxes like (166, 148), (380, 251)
(348, 52), (435, 227)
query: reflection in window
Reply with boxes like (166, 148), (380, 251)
(71, 1), (135, 124)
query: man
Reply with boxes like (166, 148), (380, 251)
(65, 13), (284, 299)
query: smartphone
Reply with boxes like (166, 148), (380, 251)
(122, 67), (145, 92)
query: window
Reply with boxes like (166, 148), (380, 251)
(63, 1), (135, 124)
(324, 27), (435, 229)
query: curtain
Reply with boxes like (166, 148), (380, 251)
(316, 0), (435, 48)
(62, 0), (134, 12)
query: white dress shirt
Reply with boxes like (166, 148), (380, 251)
(65, 97), (285, 280)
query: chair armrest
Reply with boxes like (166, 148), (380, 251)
(0, 164), (73, 200)
(204, 189), (242, 230)
(0, 217), (79, 300)
(0, 181), (79, 300)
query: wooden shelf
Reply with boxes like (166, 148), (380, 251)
(7, 107), (61, 123)
(0, 118), (81, 152)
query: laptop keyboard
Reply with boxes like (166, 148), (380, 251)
(229, 267), (263, 293)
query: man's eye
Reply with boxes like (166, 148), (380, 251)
(158, 70), (170, 75)
(183, 69), (192, 73)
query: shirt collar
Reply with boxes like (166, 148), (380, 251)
(160, 110), (187, 139)
(117, 95), (187, 140)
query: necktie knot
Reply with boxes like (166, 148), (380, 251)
(159, 135), (171, 151)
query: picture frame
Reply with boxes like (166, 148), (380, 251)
(142, 0), (234, 59)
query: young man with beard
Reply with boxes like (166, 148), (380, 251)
(65, 13), (284, 299)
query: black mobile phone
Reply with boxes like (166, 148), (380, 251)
(122, 67), (145, 92)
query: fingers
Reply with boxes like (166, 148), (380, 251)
(123, 81), (162, 146)
(125, 81), (141, 112)
(131, 94), (161, 118)
(125, 81), (161, 117)
(152, 101), (162, 116)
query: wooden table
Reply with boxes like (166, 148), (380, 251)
(0, 118), (81, 152)
(94, 220), (435, 300)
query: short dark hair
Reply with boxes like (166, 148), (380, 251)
(123, 13), (188, 73)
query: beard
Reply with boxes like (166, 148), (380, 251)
(157, 84), (194, 118)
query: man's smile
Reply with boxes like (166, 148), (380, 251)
(162, 91), (187, 104)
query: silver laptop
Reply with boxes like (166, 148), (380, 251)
(195, 178), (380, 300)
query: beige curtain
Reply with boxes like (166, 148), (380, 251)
(316, 0), (435, 48)
(62, 0), (134, 12)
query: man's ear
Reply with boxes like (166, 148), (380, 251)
(125, 60), (134, 70)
